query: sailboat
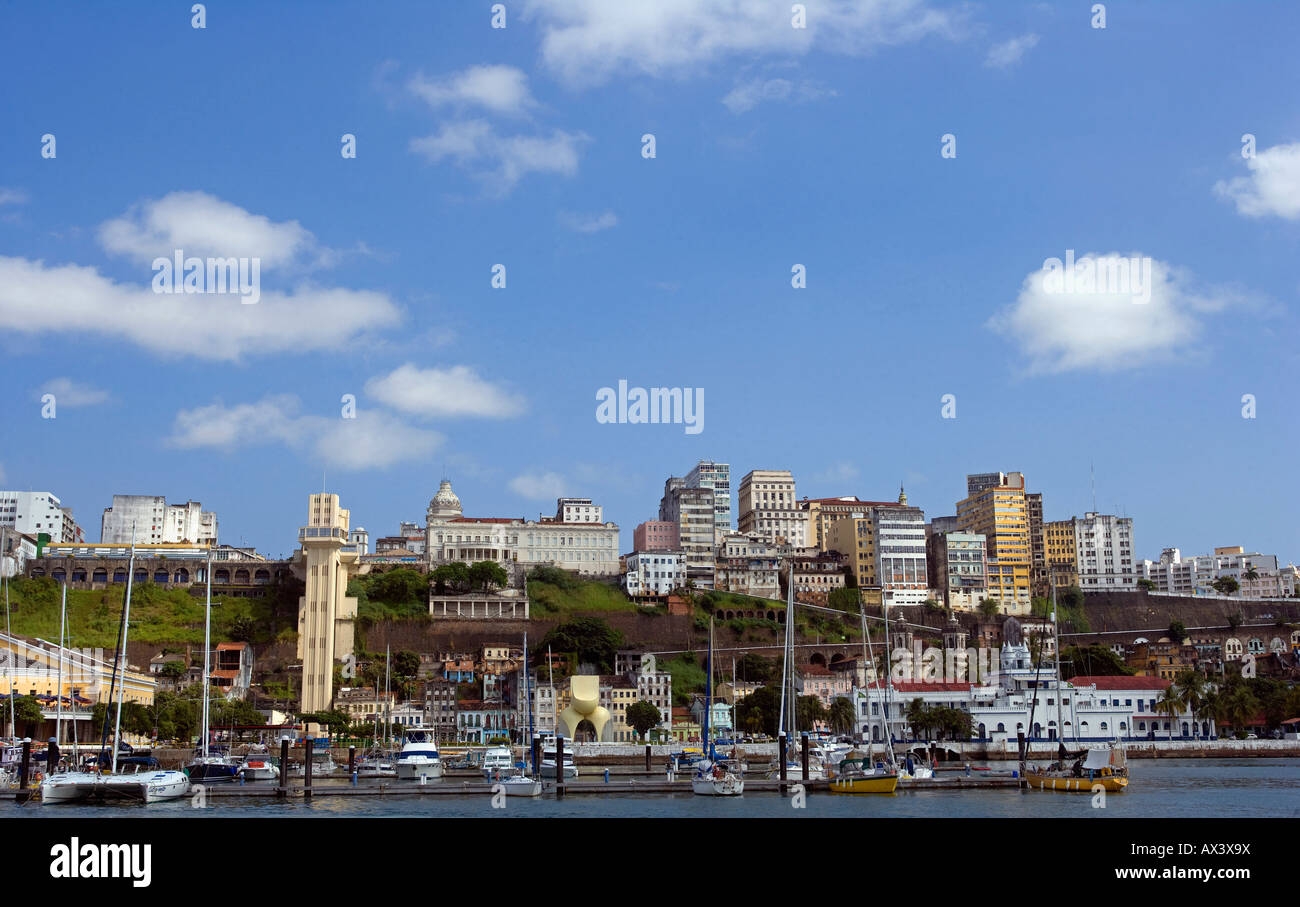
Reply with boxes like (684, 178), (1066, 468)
(186, 551), (239, 783)
(692, 617), (743, 796)
(43, 536), (191, 803)
(1024, 581), (1129, 793)
(828, 603), (897, 794)
(498, 632), (541, 797)
(766, 582), (826, 781)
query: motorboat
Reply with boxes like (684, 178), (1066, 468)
(396, 729), (442, 781)
(236, 754), (280, 781)
(480, 746), (515, 780)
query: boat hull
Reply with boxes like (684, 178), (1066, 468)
(1025, 773), (1128, 792)
(828, 775), (899, 794)
(396, 759), (442, 780)
(501, 778), (542, 797)
(691, 776), (744, 796)
(186, 760), (240, 783)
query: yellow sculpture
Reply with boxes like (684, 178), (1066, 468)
(557, 675), (613, 742)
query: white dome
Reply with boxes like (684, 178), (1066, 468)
(429, 480), (462, 518)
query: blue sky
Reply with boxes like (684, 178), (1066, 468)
(0, 1), (1296, 563)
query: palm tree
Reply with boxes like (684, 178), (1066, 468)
(1243, 566), (1260, 583)
(1173, 670), (1206, 736)
(1154, 686), (1185, 741)
(1222, 685), (1261, 738)
(828, 696), (856, 735)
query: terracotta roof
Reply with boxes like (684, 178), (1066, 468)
(216, 642), (247, 651)
(1072, 675), (1170, 691)
(868, 680), (974, 693)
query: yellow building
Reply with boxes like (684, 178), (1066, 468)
(826, 516), (877, 588)
(956, 473), (1031, 613)
(1044, 519), (1080, 591)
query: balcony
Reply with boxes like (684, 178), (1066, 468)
(299, 527), (349, 542)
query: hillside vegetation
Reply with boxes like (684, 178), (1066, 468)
(3, 576), (300, 648)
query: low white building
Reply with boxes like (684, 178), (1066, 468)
(623, 550), (685, 598)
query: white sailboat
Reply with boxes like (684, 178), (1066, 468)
(499, 631), (542, 796)
(766, 583), (825, 781)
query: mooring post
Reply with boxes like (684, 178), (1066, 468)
(778, 732), (788, 793)
(47, 737), (60, 775)
(348, 744), (356, 776)
(556, 734), (565, 799)
(1016, 732), (1027, 787)
(645, 743), (651, 773)
(801, 733), (810, 782)
(17, 738), (32, 802)
(531, 734), (540, 779)
(304, 738), (314, 801)
(278, 737), (289, 798)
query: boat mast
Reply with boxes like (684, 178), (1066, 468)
(202, 547), (212, 759)
(1052, 578), (1065, 758)
(524, 631), (533, 772)
(384, 644), (391, 749)
(704, 616), (712, 758)
(778, 575), (793, 739)
(3, 525), (14, 742)
(110, 527), (138, 775)
(882, 592), (893, 747)
(56, 581), (66, 746)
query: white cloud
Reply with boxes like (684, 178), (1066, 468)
(0, 255), (401, 361)
(0, 187), (28, 206)
(364, 363), (525, 419)
(522, 0), (966, 85)
(812, 462), (860, 485)
(558, 210), (618, 233)
(410, 120), (588, 193)
(509, 471), (568, 501)
(99, 191), (327, 270)
(167, 395), (441, 470)
(988, 253), (1239, 373)
(721, 76), (835, 113)
(984, 33), (1038, 68)
(37, 377), (111, 407)
(409, 64), (536, 115)
(1214, 141), (1300, 220)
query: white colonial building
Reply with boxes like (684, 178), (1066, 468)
(624, 550), (685, 598)
(424, 480), (618, 577)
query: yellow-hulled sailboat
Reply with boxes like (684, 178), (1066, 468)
(1025, 743), (1128, 792)
(828, 755), (899, 794)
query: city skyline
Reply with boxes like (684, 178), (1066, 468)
(1, 4), (1296, 566)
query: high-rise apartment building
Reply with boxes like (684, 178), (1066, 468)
(926, 531), (988, 611)
(956, 472), (1030, 613)
(684, 460), (731, 543)
(823, 489), (927, 605)
(658, 479), (715, 589)
(1026, 492), (1048, 598)
(0, 491), (84, 543)
(736, 470), (807, 548)
(1071, 512), (1136, 591)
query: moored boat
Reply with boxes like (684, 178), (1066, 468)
(828, 757), (899, 794)
(395, 728), (442, 780)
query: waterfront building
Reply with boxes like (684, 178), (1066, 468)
(456, 699), (515, 744)
(101, 494), (216, 545)
(736, 469), (808, 548)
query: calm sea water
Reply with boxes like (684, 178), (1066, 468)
(12, 759), (1299, 819)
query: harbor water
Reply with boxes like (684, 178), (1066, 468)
(10, 759), (1299, 819)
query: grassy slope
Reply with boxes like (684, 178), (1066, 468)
(4, 577), (275, 648)
(527, 577), (637, 616)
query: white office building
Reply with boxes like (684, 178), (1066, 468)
(623, 550), (685, 598)
(0, 491), (84, 543)
(684, 460), (731, 542)
(1072, 512), (1136, 591)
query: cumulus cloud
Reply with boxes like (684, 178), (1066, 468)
(167, 394), (441, 470)
(0, 187), (28, 206)
(36, 377), (111, 407)
(99, 191), (328, 269)
(364, 364), (525, 419)
(509, 471), (568, 501)
(558, 210), (618, 233)
(1214, 141), (1300, 220)
(0, 256), (401, 361)
(410, 120), (588, 193)
(521, 0), (966, 85)
(721, 77), (835, 113)
(984, 33), (1038, 68)
(409, 64), (536, 115)
(988, 252), (1240, 373)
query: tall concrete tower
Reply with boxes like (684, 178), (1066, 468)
(295, 493), (361, 714)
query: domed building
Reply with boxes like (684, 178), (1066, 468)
(423, 479), (619, 578)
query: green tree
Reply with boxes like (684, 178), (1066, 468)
(1154, 687), (1185, 740)
(625, 700), (663, 740)
(392, 650), (421, 680)
(1058, 645), (1132, 680)
(537, 616), (625, 673)
(1168, 620), (1188, 643)
(0, 695), (45, 736)
(1137, 578), (1156, 591)
(828, 696), (856, 735)
(795, 695), (827, 732)
(160, 660), (188, 679)
(736, 653), (775, 684)
(228, 615), (256, 642)
(1220, 684), (1260, 737)
(369, 567), (432, 605)
(1211, 576), (1240, 597)
(735, 685), (780, 737)
(828, 586), (860, 613)
(468, 560), (508, 592)
(906, 697), (932, 740)
(978, 597), (1001, 619)
(1173, 670), (1207, 733)
(212, 697), (265, 730)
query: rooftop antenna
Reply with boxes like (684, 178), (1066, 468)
(1090, 461), (1096, 514)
